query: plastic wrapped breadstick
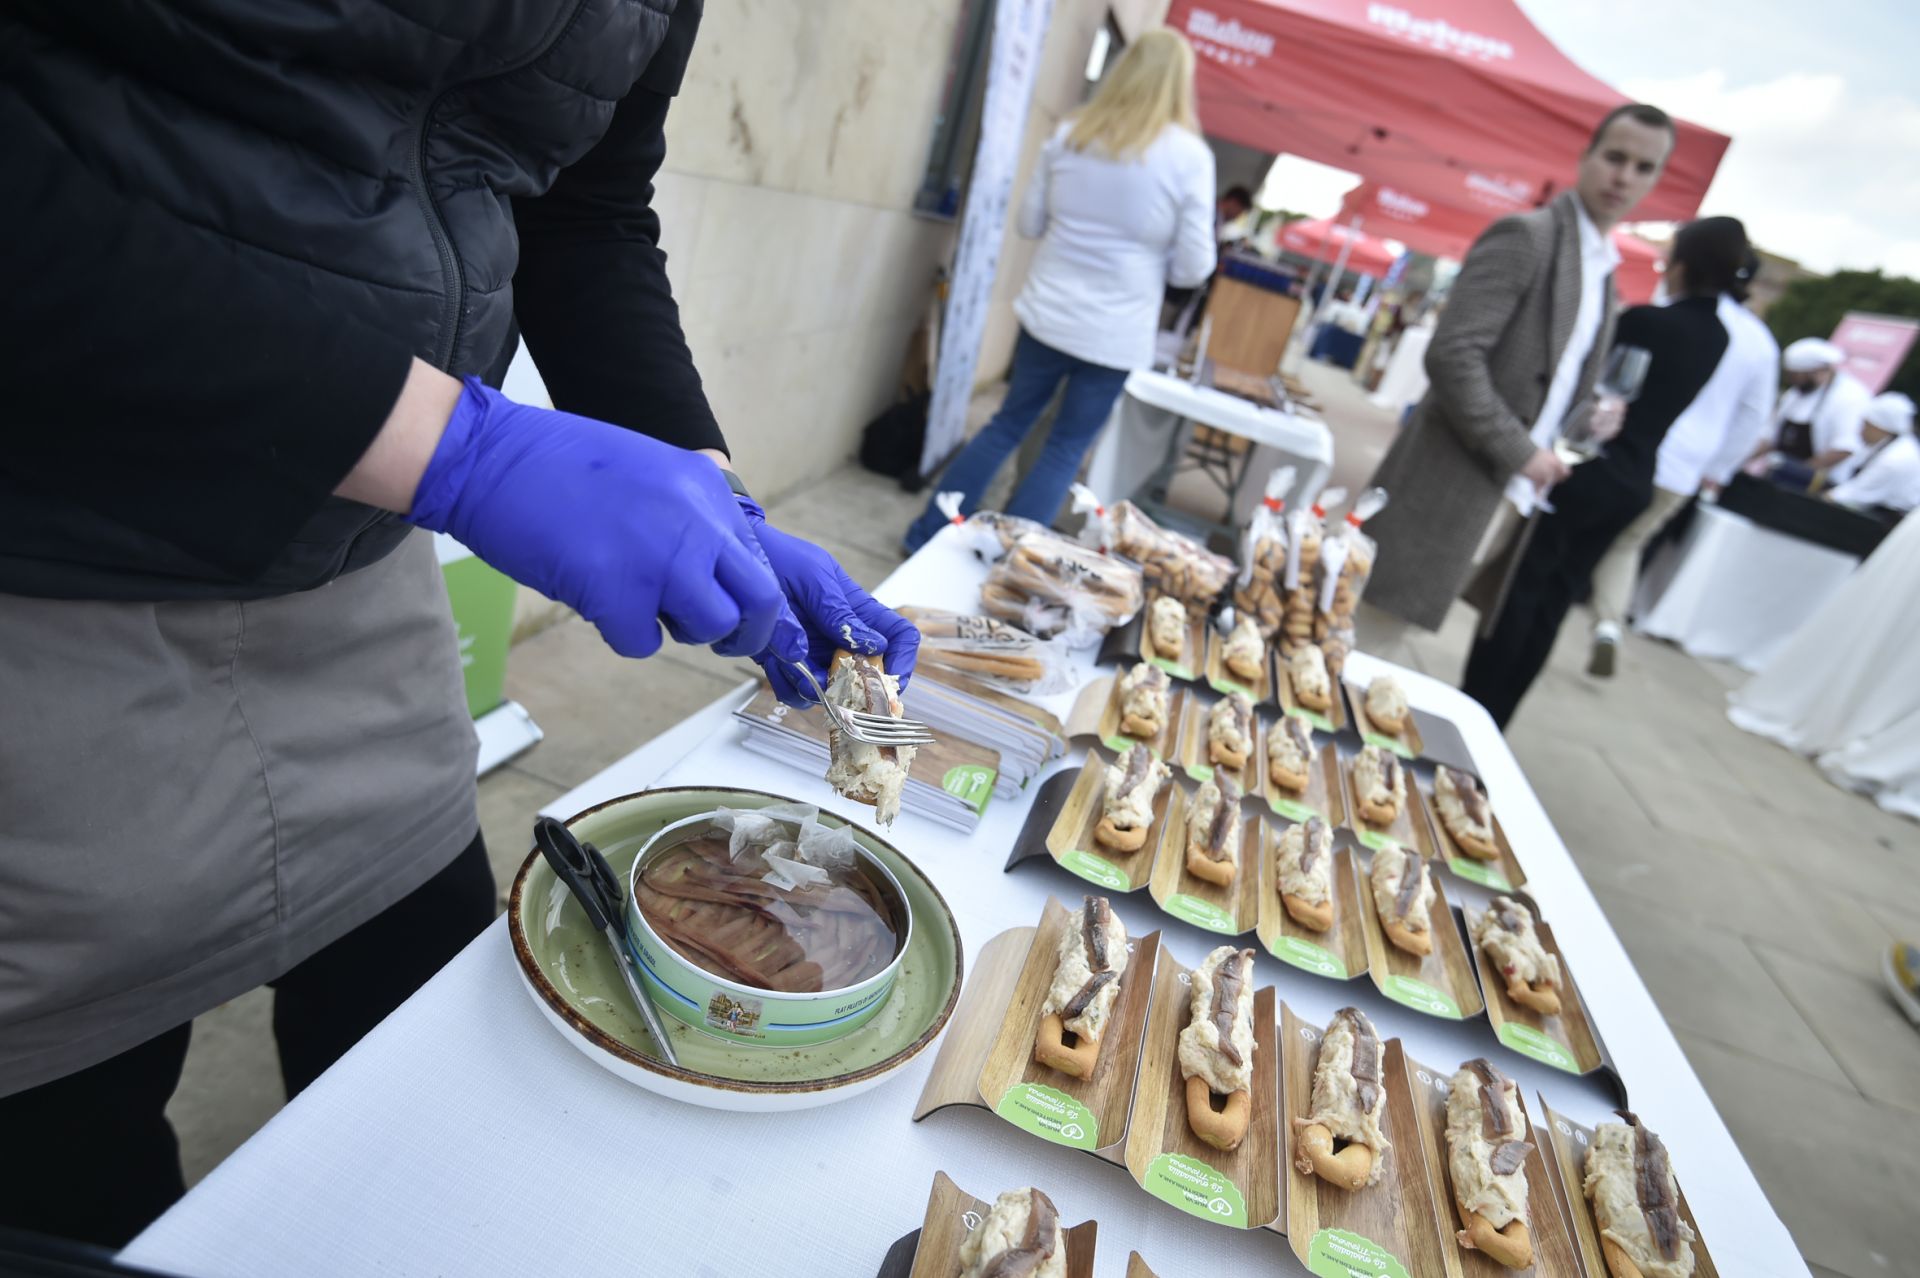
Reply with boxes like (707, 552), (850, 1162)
(1232, 465), (1296, 640)
(1088, 493), (1236, 619)
(937, 492), (1051, 563)
(1279, 485), (1343, 655)
(981, 531), (1144, 647)
(1313, 487), (1389, 677)
(894, 605), (1076, 694)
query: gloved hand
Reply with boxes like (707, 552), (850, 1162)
(408, 379), (800, 664)
(737, 498), (921, 705)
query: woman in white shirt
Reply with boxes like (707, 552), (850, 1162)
(904, 28), (1216, 552)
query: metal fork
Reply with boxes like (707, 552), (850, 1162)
(789, 661), (937, 747)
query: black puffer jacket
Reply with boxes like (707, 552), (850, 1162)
(1, 0), (722, 599)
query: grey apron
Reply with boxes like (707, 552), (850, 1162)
(0, 532), (478, 1096)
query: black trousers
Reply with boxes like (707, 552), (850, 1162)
(1463, 464), (1652, 728)
(1462, 540), (1579, 730)
(0, 831), (496, 1251)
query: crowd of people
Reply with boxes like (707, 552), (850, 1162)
(1358, 107), (1917, 727)
(895, 37), (1916, 734)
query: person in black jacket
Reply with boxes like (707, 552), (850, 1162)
(0, 0), (916, 1247)
(1461, 218), (1753, 728)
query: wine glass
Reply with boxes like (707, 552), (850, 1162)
(1555, 345), (1650, 465)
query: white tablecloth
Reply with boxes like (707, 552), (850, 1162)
(1634, 502), (1862, 672)
(1084, 369), (1333, 525)
(123, 529), (1808, 1278)
(1730, 511), (1920, 820)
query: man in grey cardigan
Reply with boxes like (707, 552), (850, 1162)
(1363, 105), (1677, 632)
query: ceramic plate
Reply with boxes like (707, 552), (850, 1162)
(509, 785), (964, 1111)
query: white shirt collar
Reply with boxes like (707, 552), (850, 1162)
(1573, 197), (1622, 273)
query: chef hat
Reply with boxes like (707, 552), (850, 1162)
(1782, 338), (1845, 372)
(1865, 392), (1916, 436)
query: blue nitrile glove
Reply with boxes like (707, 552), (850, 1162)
(737, 497), (921, 705)
(408, 379), (796, 663)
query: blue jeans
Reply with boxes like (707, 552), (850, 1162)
(905, 330), (1130, 552)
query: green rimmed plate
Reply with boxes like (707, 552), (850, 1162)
(508, 785), (963, 1111)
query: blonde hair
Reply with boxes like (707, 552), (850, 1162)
(1066, 28), (1199, 160)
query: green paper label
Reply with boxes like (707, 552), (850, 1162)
(993, 1082), (1098, 1150)
(1306, 1227), (1412, 1278)
(1148, 654), (1196, 682)
(1269, 933), (1347, 978)
(1164, 893), (1238, 934)
(1357, 828), (1399, 852)
(1381, 973), (1462, 1019)
(1103, 734), (1160, 759)
(1270, 794), (1320, 823)
(1288, 706), (1335, 733)
(1448, 856), (1511, 891)
(941, 765), (996, 815)
(1142, 1153), (1247, 1227)
(1210, 674), (1253, 698)
(1186, 761), (1216, 784)
(1058, 849), (1130, 891)
(1363, 731), (1414, 759)
(1499, 1021), (1579, 1072)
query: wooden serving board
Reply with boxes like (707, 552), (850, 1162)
(1147, 807), (1266, 937)
(1203, 626), (1273, 703)
(893, 1171), (1097, 1278)
(1256, 825), (1367, 982)
(1041, 751), (1184, 894)
(1343, 750), (1440, 858)
(1140, 594), (1207, 683)
(1273, 646), (1349, 736)
(1345, 676), (1425, 760)
(1281, 1004), (1450, 1278)
(976, 897), (1160, 1159)
(914, 925), (1044, 1123)
(1423, 771), (1528, 895)
(1175, 690), (1264, 793)
(1535, 1100), (1718, 1278)
(1123, 952), (1282, 1232)
(1401, 1054), (1582, 1277)
(1261, 737), (1346, 828)
(1470, 903), (1618, 1093)
(1356, 853), (1486, 1022)
(1125, 1252), (1162, 1278)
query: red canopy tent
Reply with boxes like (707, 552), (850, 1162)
(1279, 215), (1400, 276)
(1335, 181), (1485, 260)
(1168, 0), (1729, 222)
(1334, 179), (1668, 301)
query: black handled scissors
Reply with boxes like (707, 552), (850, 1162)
(533, 816), (679, 1066)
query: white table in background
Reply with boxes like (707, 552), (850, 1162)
(123, 529), (1809, 1278)
(1635, 502), (1862, 672)
(1084, 368), (1333, 527)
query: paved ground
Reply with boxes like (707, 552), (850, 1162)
(164, 363), (1917, 1277)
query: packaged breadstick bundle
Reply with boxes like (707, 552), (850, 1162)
(895, 606), (1076, 694)
(1231, 465), (1296, 640)
(981, 530), (1144, 648)
(1278, 485), (1343, 656)
(1313, 487), (1388, 677)
(1069, 484), (1234, 618)
(931, 492), (1051, 563)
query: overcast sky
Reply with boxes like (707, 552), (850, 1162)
(1258, 0), (1919, 277)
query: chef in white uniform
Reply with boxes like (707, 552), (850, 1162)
(1749, 337), (1872, 487)
(1829, 393), (1920, 514)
